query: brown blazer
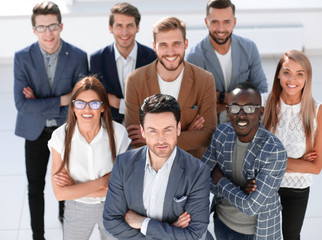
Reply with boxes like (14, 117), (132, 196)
(125, 60), (217, 158)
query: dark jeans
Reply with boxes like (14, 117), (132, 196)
(279, 187), (310, 240)
(214, 215), (254, 240)
(25, 127), (64, 240)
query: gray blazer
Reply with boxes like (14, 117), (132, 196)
(186, 34), (268, 93)
(14, 40), (88, 140)
(103, 146), (211, 239)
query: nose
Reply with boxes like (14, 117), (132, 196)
(237, 108), (246, 117)
(157, 132), (166, 143)
(121, 27), (129, 35)
(217, 22), (224, 32)
(44, 27), (53, 35)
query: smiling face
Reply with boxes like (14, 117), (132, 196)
(33, 14), (62, 54)
(279, 57), (306, 103)
(227, 88), (263, 142)
(109, 13), (139, 55)
(141, 112), (181, 162)
(153, 29), (187, 73)
(205, 7), (236, 46)
(73, 90), (104, 127)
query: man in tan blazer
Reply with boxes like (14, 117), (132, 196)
(125, 16), (217, 158)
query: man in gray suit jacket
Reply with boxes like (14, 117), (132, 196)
(186, 0), (268, 123)
(13, 2), (88, 239)
(103, 94), (211, 239)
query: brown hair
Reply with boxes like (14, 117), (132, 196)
(31, 1), (61, 26)
(262, 50), (315, 152)
(109, 2), (141, 27)
(152, 17), (186, 42)
(56, 76), (116, 174)
(207, 0), (235, 16)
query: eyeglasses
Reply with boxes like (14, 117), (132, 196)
(226, 105), (261, 114)
(33, 23), (61, 33)
(72, 100), (103, 110)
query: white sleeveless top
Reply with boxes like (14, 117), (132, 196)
(275, 98), (319, 188)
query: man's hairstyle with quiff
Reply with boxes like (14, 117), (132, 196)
(152, 16), (186, 42)
(31, 1), (61, 26)
(109, 2), (141, 27)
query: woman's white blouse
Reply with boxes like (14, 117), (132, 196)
(48, 121), (131, 203)
(275, 98), (319, 188)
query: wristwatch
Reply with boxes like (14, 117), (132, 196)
(219, 91), (225, 104)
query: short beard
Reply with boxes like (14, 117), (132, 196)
(209, 31), (232, 45)
(158, 55), (184, 71)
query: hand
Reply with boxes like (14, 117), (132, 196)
(172, 211), (191, 228)
(23, 87), (36, 99)
(60, 92), (72, 106)
(54, 172), (75, 187)
(211, 166), (225, 184)
(127, 124), (146, 145)
(302, 150), (317, 162)
(242, 179), (257, 195)
(187, 115), (205, 131)
(107, 93), (121, 109)
(125, 210), (146, 229)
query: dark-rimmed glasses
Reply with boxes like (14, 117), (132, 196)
(72, 100), (103, 110)
(226, 105), (261, 114)
(33, 23), (61, 33)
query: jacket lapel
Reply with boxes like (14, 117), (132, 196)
(52, 40), (68, 93)
(177, 62), (193, 109)
(230, 34), (240, 91)
(162, 149), (183, 220)
(136, 41), (150, 68)
(107, 45), (123, 97)
(31, 42), (51, 95)
(146, 61), (161, 94)
(205, 36), (225, 91)
(132, 147), (148, 215)
(243, 125), (263, 180)
(222, 129), (235, 179)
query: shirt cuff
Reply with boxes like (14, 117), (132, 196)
(119, 98), (125, 114)
(140, 217), (150, 235)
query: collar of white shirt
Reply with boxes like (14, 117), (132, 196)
(145, 146), (177, 173)
(113, 41), (138, 61)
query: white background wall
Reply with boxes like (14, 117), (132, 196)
(1, 0), (322, 62)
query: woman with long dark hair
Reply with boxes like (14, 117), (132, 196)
(48, 76), (130, 239)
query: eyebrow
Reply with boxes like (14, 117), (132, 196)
(146, 126), (174, 130)
(283, 67), (304, 72)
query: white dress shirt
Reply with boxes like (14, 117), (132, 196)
(48, 121), (131, 204)
(114, 42), (138, 114)
(141, 147), (177, 235)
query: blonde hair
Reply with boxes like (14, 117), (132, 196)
(152, 17), (186, 42)
(262, 50), (316, 152)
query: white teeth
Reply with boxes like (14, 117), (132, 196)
(287, 84), (297, 88)
(237, 122), (247, 127)
(82, 114), (93, 118)
(166, 56), (177, 61)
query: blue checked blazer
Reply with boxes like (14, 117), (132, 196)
(201, 123), (287, 240)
